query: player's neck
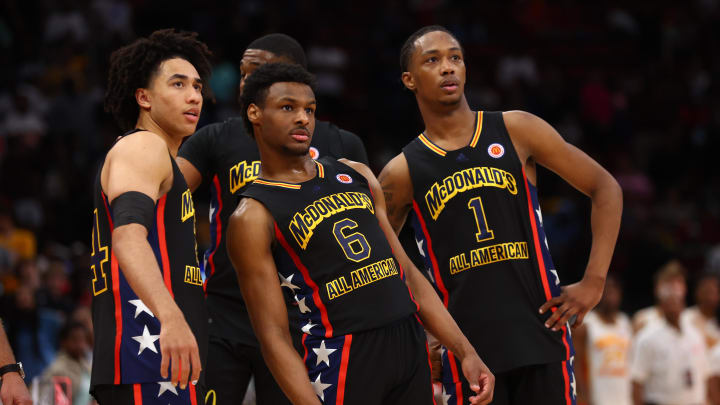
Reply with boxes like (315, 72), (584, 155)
(663, 312), (681, 330)
(135, 114), (183, 156)
(418, 96), (475, 143)
(258, 149), (316, 183)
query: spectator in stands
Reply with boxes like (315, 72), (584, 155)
(630, 264), (708, 405)
(682, 273), (720, 349)
(42, 321), (92, 405)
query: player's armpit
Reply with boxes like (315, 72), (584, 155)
(103, 130), (173, 203)
(176, 157), (203, 192)
(226, 198), (322, 405)
(377, 153), (414, 234)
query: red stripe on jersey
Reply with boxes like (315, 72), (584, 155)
(101, 192), (123, 384)
(561, 360), (572, 405)
(156, 195), (173, 297)
(335, 334), (353, 405)
(274, 223), (334, 337)
(189, 383), (198, 405)
(425, 341), (438, 405)
(448, 351), (463, 405)
(302, 334), (309, 363)
(207, 175), (223, 279)
(523, 169), (573, 364)
(133, 383), (142, 404)
(411, 200), (449, 307)
(522, 169), (552, 301)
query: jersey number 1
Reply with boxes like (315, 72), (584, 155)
(468, 197), (494, 242)
(332, 218), (371, 262)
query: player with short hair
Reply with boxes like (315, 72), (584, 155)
(91, 29), (211, 404)
(176, 33), (367, 405)
(226, 62), (494, 405)
(379, 25), (623, 404)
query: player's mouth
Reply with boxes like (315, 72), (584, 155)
(290, 128), (310, 142)
(440, 79), (459, 93)
(184, 108), (200, 123)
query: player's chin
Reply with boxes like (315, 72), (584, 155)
(283, 144), (311, 156)
(438, 93), (463, 106)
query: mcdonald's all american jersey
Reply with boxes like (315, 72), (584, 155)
(402, 111), (574, 374)
(241, 157), (418, 338)
(90, 130), (207, 388)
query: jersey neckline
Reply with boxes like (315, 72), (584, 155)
(417, 111), (484, 157)
(253, 160), (325, 190)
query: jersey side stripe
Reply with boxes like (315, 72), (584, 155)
(274, 222), (334, 337)
(412, 200), (449, 307)
(101, 191), (123, 384)
(156, 195), (173, 297)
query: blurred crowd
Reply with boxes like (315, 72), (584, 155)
(1, 0), (719, 404)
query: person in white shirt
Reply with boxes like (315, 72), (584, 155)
(630, 263), (708, 405)
(682, 273), (720, 349)
(632, 260), (686, 333)
(575, 274), (633, 405)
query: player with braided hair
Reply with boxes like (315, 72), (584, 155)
(91, 29), (212, 404)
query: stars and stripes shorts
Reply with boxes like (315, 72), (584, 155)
(440, 356), (577, 405)
(301, 315), (435, 405)
(91, 381), (204, 405)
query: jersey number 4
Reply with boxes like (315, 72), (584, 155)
(91, 209), (109, 296)
(468, 197), (495, 242)
(332, 218), (371, 262)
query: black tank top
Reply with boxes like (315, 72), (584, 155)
(241, 157), (417, 338)
(90, 130), (207, 387)
(402, 111), (573, 372)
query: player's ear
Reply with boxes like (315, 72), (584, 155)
(135, 88), (151, 110)
(247, 103), (261, 125)
(401, 72), (416, 92)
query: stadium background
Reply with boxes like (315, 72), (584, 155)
(0, 0), (719, 402)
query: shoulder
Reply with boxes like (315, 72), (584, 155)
(337, 158), (374, 181)
(379, 153), (410, 179)
(229, 197), (273, 229)
(109, 130), (170, 164)
(195, 117), (245, 139)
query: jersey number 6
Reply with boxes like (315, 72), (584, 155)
(332, 218), (371, 262)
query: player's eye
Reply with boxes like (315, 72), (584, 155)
(452, 55), (461, 61)
(305, 108), (314, 115)
(173, 81), (184, 88)
(282, 105), (293, 111)
(426, 56), (437, 63)
(193, 83), (203, 91)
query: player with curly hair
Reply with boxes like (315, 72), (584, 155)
(90, 29), (212, 405)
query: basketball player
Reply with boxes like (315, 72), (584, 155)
(378, 26), (623, 404)
(91, 29), (211, 404)
(226, 62), (494, 404)
(681, 273), (720, 349)
(574, 274), (632, 405)
(176, 34), (367, 404)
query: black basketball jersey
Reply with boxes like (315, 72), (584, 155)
(241, 158), (417, 338)
(402, 111), (573, 373)
(90, 130), (207, 388)
(178, 118), (368, 344)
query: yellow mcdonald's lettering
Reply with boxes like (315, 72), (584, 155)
(289, 192), (375, 249)
(229, 160), (261, 194)
(424, 166), (518, 220)
(205, 389), (217, 405)
(181, 190), (195, 222)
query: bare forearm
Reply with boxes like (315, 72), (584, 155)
(0, 321), (16, 365)
(258, 330), (321, 405)
(584, 179), (622, 281)
(408, 270), (476, 360)
(113, 225), (181, 322)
